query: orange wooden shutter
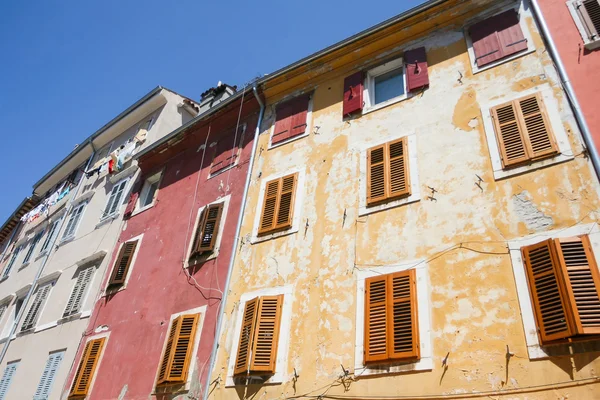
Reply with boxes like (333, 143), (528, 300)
(249, 295), (283, 373)
(516, 94), (557, 160)
(388, 270), (419, 360)
(258, 174), (298, 235)
(108, 240), (137, 286)
(259, 180), (280, 235)
(69, 338), (105, 397)
(367, 145), (386, 205)
(364, 275), (389, 363)
(554, 235), (600, 335)
(491, 100), (529, 168)
(156, 314), (200, 385)
(388, 138), (410, 199)
(234, 298), (259, 376)
(157, 316), (179, 385)
(522, 240), (574, 343)
(192, 203), (224, 255)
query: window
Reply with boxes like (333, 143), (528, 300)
(135, 117), (153, 143)
(21, 282), (53, 332)
(258, 174), (298, 235)
(107, 239), (138, 289)
(521, 235), (600, 345)
(234, 295), (283, 376)
(40, 219), (61, 254)
(1, 246), (22, 279)
(364, 57), (406, 111)
(156, 314), (200, 387)
(63, 266), (95, 318)
(568, 0), (600, 50)
(467, 9), (529, 69)
(62, 202), (86, 240)
(210, 129), (243, 175)
(271, 95), (310, 146)
(190, 203), (224, 258)
(23, 230), (44, 264)
(0, 304), (7, 323)
(367, 137), (410, 206)
(137, 172), (161, 210)
(69, 338), (105, 398)
(102, 178), (129, 219)
(34, 351), (64, 400)
(0, 361), (18, 400)
(491, 93), (558, 169)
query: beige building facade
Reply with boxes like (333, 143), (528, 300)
(207, 0), (600, 399)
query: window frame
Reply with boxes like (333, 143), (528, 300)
(62, 264), (97, 319)
(0, 360), (19, 400)
(134, 171), (163, 214)
(100, 177), (130, 221)
(186, 196), (230, 266)
(209, 124), (247, 178)
(39, 218), (62, 255)
(104, 234), (143, 293)
(34, 350), (65, 400)
(363, 56), (409, 114)
(61, 201), (88, 242)
(1, 246), (22, 280)
(464, 3), (536, 74)
(20, 280), (55, 333)
(67, 333), (109, 399)
(22, 229), (44, 266)
(268, 94), (314, 149)
(355, 262), (433, 377)
(567, 0), (600, 50)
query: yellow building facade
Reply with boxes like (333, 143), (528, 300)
(208, 0), (600, 398)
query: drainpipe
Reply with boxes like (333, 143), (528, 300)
(0, 140), (96, 365)
(202, 85), (265, 400)
(529, 0), (600, 180)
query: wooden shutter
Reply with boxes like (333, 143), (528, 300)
(124, 179), (143, 219)
(343, 72), (364, 116)
(249, 295), (283, 373)
(469, 19), (503, 67)
(191, 203), (224, 256)
(289, 95), (310, 138)
(576, 0), (600, 40)
(157, 314), (199, 385)
(0, 362), (18, 400)
(367, 138), (410, 206)
(517, 94), (557, 160)
(364, 270), (419, 364)
(258, 174), (298, 235)
(404, 47), (429, 92)
(554, 235), (600, 335)
(108, 240), (137, 287)
(522, 240), (575, 343)
(388, 138), (411, 199)
(70, 338), (105, 397)
(64, 266), (94, 317)
(495, 10), (528, 58)
(22, 283), (52, 331)
(234, 298), (259, 376)
(34, 351), (64, 400)
(272, 95), (310, 145)
(367, 145), (387, 205)
(491, 100), (529, 168)
(210, 132), (239, 175)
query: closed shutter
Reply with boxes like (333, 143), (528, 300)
(404, 47), (429, 92)
(0, 362), (18, 400)
(64, 266), (95, 317)
(469, 20), (503, 67)
(234, 298), (258, 376)
(70, 338), (105, 397)
(104, 180), (128, 217)
(271, 102), (293, 145)
(367, 138), (410, 206)
(364, 270), (419, 364)
(211, 132), (239, 175)
(34, 351), (64, 400)
(41, 220), (60, 253)
(191, 203), (224, 256)
(157, 314), (199, 385)
(522, 240), (574, 343)
(576, 0), (600, 41)
(517, 94), (557, 160)
(470, 9), (527, 67)
(388, 138), (410, 198)
(495, 10), (528, 58)
(258, 174), (298, 235)
(367, 145), (387, 205)
(343, 72), (364, 116)
(108, 240), (138, 287)
(21, 283), (52, 331)
(272, 95), (310, 145)
(63, 204), (85, 239)
(491, 100), (529, 167)
(0, 305), (7, 322)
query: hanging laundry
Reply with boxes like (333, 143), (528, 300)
(108, 158), (115, 174)
(117, 141), (136, 170)
(84, 166), (101, 177)
(99, 162), (109, 175)
(56, 186), (70, 202)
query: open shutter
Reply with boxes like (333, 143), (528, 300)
(194, 203), (224, 254)
(108, 240), (137, 286)
(554, 235), (600, 335)
(70, 338), (105, 397)
(0, 362), (18, 400)
(367, 145), (387, 205)
(211, 132), (239, 175)
(364, 275), (389, 363)
(275, 174), (297, 231)
(491, 100), (529, 168)
(522, 240), (574, 343)
(34, 351), (64, 400)
(576, 0), (600, 41)
(388, 138), (411, 199)
(234, 298), (259, 376)
(250, 295), (283, 373)
(157, 317), (180, 385)
(388, 270), (419, 360)
(343, 72), (364, 116)
(259, 180), (280, 234)
(163, 314), (199, 383)
(124, 179), (142, 219)
(516, 94), (558, 160)
(404, 47), (429, 92)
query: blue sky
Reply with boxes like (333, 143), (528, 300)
(0, 0), (425, 223)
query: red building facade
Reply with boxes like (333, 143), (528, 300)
(62, 88), (260, 400)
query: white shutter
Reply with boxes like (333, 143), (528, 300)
(63, 266), (95, 317)
(104, 180), (128, 217)
(21, 283), (52, 331)
(34, 351), (64, 400)
(0, 362), (18, 400)
(40, 219), (61, 253)
(0, 305), (6, 322)
(63, 204), (85, 239)
(2, 246), (22, 279)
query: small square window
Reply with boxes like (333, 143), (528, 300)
(137, 172), (162, 211)
(364, 57), (407, 112)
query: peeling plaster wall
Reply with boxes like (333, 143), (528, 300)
(209, 1), (600, 399)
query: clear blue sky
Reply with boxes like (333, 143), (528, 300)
(0, 0), (425, 223)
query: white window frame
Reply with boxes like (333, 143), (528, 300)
(363, 56), (410, 114)
(480, 84), (574, 180)
(62, 264), (97, 320)
(152, 305), (207, 395)
(133, 170), (163, 215)
(355, 261), (433, 377)
(358, 133), (421, 216)
(185, 195), (231, 266)
(61, 201), (88, 242)
(103, 233), (143, 294)
(39, 217), (62, 255)
(100, 177), (130, 221)
(508, 222), (600, 359)
(464, 2), (536, 75)
(268, 94), (314, 149)
(34, 349), (65, 400)
(22, 229), (44, 267)
(225, 285), (293, 386)
(20, 278), (57, 333)
(1, 246), (22, 280)
(567, 0), (600, 51)
(66, 332), (110, 399)
(250, 169), (306, 244)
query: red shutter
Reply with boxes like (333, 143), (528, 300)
(495, 10), (528, 58)
(210, 132), (238, 175)
(124, 179), (142, 219)
(404, 47), (429, 92)
(289, 94), (310, 138)
(272, 95), (310, 145)
(343, 72), (364, 115)
(272, 102), (293, 145)
(469, 20), (503, 67)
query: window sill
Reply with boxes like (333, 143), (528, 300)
(359, 195), (420, 217)
(251, 227), (298, 245)
(0, 276), (9, 284)
(59, 235), (76, 246)
(492, 154), (574, 181)
(108, 163), (138, 184)
(18, 261), (30, 271)
(187, 248), (219, 267)
(208, 162), (239, 179)
(471, 48), (535, 75)
(131, 203), (155, 217)
(35, 251), (49, 261)
(96, 214), (119, 229)
(59, 313), (82, 324)
(362, 92), (412, 116)
(269, 132), (310, 150)
(354, 357), (433, 378)
(584, 40), (600, 51)
(34, 320), (58, 333)
(226, 375), (281, 387)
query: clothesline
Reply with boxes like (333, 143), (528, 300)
(20, 182), (71, 223)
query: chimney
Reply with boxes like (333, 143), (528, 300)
(199, 82), (237, 114)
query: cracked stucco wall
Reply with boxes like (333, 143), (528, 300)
(208, 1), (600, 399)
